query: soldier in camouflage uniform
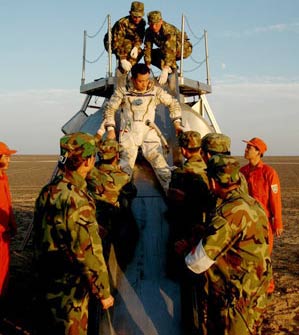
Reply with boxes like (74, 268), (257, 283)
(168, 131), (210, 252)
(200, 132), (248, 195)
(144, 11), (193, 84)
(167, 131), (210, 334)
(87, 139), (131, 209)
(86, 139), (137, 334)
(86, 139), (138, 266)
(185, 154), (272, 335)
(33, 132), (113, 335)
(103, 63), (183, 193)
(200, 133), (231, 157)
(106, 1), (145, 74)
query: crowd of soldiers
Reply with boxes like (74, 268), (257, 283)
(0, 2), (283, 335)
(25, 129), (281, 335)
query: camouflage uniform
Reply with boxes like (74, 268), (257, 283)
(87, 139), (130, 208)
(33, 133), (110, 335)
(87, 139), (138, 267)
(201, 132), (249, 195)
(169, 131), (210, 241)
(107, 2), (145, 66)
(104, 77), (182, 193)
(167, 131), (211, 334)
(185, 155), (272, 335)
(201, 133), (231, 155)
(144, 11), (192, 69)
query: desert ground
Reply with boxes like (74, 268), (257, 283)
(0, 155), (298, 334)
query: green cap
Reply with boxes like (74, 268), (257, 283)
(130, 1), (144, 16)
(178, 131), (201, 149)
(98, 139), (119, 160)
(206, 154), (240, 185)
(147, 11), (162, 24)
(201, 133), (231, 153)
(60, 132), (97, 158)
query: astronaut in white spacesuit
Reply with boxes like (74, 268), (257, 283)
(101, 63), (183, 193)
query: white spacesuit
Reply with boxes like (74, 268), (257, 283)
(103, 79), (182, 193)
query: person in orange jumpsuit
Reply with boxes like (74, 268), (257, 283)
(0, 141), (17, 296)
(240, 137), (283, 293)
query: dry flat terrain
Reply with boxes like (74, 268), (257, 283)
(0, 155), (298, 334)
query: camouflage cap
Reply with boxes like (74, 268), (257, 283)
(98, 139), (119, 160)
(130, 1), (144, 17)
(201, 133), (231, 154)
(147, 11), (162, 24)
(60, 132), (97, 158)
(206, 154), (240, 185)
(178, 131), (201, 149)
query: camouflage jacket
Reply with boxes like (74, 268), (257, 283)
(33, 171), (110, 300)
(87, 164), (130, 208)
(111, 15), (146, 59)
(170, 153), (209, 195)
(144, 21), (191, 68)
(168, 154), (211, 241)
(202, 189), (272, 307)
(87, 164), (137, 238)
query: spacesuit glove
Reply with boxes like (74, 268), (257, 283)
(158, 67), (171, 85)
(130, 46), (139, 59)
(96, 121), (106, 139)
(174, 122), (184, 136)
(106, 128), (116, 140)
(120, 59), (132, 72)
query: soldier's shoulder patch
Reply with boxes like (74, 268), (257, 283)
(271, 184), (278, 194)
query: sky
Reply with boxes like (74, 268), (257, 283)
(1, 0), (298, 155)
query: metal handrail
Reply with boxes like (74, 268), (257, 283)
(107, 15), (113, 77)
(81, 30), (87, 85)
(204, 30), (211, 86)
(81, 14), (211, 87)
(81, 15), (112, 85)
(179, 14), (185, 79)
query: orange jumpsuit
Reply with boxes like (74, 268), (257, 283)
(240, 160), (282, 293)
(0, 172), (16, 295)
(240, 161), (282, 251)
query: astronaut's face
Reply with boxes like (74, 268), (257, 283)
(132, 72), (150, 92)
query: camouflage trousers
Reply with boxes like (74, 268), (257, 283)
(47, 288), (89, 335)
(36, 278), (90, 335)
(114, 39), (144, 67)
(150, 40), (192, 70)
(206, 292), (269, 335)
